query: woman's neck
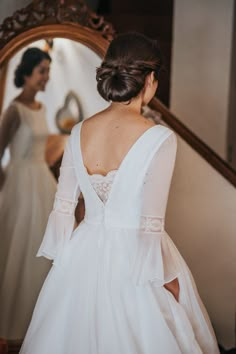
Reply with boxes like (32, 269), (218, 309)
(109, 97), (143, 114)
(17, 87), (37, 104)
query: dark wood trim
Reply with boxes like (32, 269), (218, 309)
(150, 97), (236, 187)
(0, 23), (108, 66)
(5, 339), (21, 353)
(0, 0), (115, 49)
(227, 1), (236, 169)
(0, 62), (8, 116)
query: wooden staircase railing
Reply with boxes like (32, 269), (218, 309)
(150, 97), (236, 187)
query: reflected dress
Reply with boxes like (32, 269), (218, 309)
(20, 121), (219, 353)
(0, 101), (57, 338)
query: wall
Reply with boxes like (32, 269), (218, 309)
(170, 0), (234, 160)
(0, 0), (31, 23)
(166, 133), (236, 349)
(103, 0), (174, 105)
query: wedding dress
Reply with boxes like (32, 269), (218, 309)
(0, 101), (56, 338)
(20, 121), (219, 353)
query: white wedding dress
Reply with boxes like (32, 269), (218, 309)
(20, 121), (219, 354)
(0, 101), (56, 339)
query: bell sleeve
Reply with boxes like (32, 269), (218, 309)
(36, 133), (81, 262)
(132, 131), (180, 287)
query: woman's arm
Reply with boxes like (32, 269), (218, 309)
(164, 277), (180, 302)
(0, 104), (20, 188)
(138, 130), (180, 300)
(37, 131), (81, 261)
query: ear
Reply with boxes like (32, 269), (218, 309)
(150, 71), (156, 84)
(146, 71), (156, 87)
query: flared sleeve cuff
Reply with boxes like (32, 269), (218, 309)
(36, 196), (78, 262)
(131, 216), (180, 287)
(36, 211), (74, 262)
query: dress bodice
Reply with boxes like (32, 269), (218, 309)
(37, 120), (179, 288)
(69, 121), (174, 229)
(9, 101), (49, 163)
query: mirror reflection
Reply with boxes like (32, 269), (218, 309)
(0, 37), (108, 341)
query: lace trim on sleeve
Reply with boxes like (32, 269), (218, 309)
(53, 196), (78, 215)
(140, 215), (164, 233)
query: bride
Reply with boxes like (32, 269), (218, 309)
(20, 33), (219, 353)
(0, 47), (56, 339)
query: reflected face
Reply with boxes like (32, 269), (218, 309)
(24, 59), (50, 92)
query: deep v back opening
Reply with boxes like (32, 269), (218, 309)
(78, 120), (159, 207)
(79, 119), (158, 177)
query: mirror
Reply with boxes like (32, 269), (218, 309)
(0, 36), (109, 344)
(0, 0), (112, 346)
(1, 38), (108, 134)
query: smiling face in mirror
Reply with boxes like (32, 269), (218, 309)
(24, 58), (51, 92)
(13, 47), (52, 106)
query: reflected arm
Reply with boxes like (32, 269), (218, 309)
(0, 104), (20, 188)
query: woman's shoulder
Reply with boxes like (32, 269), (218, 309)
(11, 98), (45, 111)
(155, 123), (175, 136)
(155, 124), (177, 151)
(2, 100), (21, 120)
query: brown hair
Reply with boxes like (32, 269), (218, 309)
(96, 32), (163, 102)
(14, 47), (51, 88)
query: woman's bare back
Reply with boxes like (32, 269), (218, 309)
(80, 109), (156, 176)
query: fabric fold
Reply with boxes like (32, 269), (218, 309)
(131, 230), (180, 287)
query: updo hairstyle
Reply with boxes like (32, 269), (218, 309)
(14, 47), (51, 88)
(96, 32), (163, 102)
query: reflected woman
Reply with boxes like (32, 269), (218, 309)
(0, 47), (57, 339)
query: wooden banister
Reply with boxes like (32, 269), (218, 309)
(150, 97), (236, 187)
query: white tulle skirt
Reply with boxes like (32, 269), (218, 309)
(0, 161), (56, 339)
(20, 221), (220, 354)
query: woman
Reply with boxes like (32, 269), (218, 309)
(0, 48), (56, 339)
(20, 33), (219, 353)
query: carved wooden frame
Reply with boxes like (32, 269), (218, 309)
(0, 0), (115, 49)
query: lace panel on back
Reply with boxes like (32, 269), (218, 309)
(89, 170), (117, 203)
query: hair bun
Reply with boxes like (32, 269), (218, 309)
(96, 33), (162, 102)
(14, 64), (25, 88)
(96, 61), (149, 102)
